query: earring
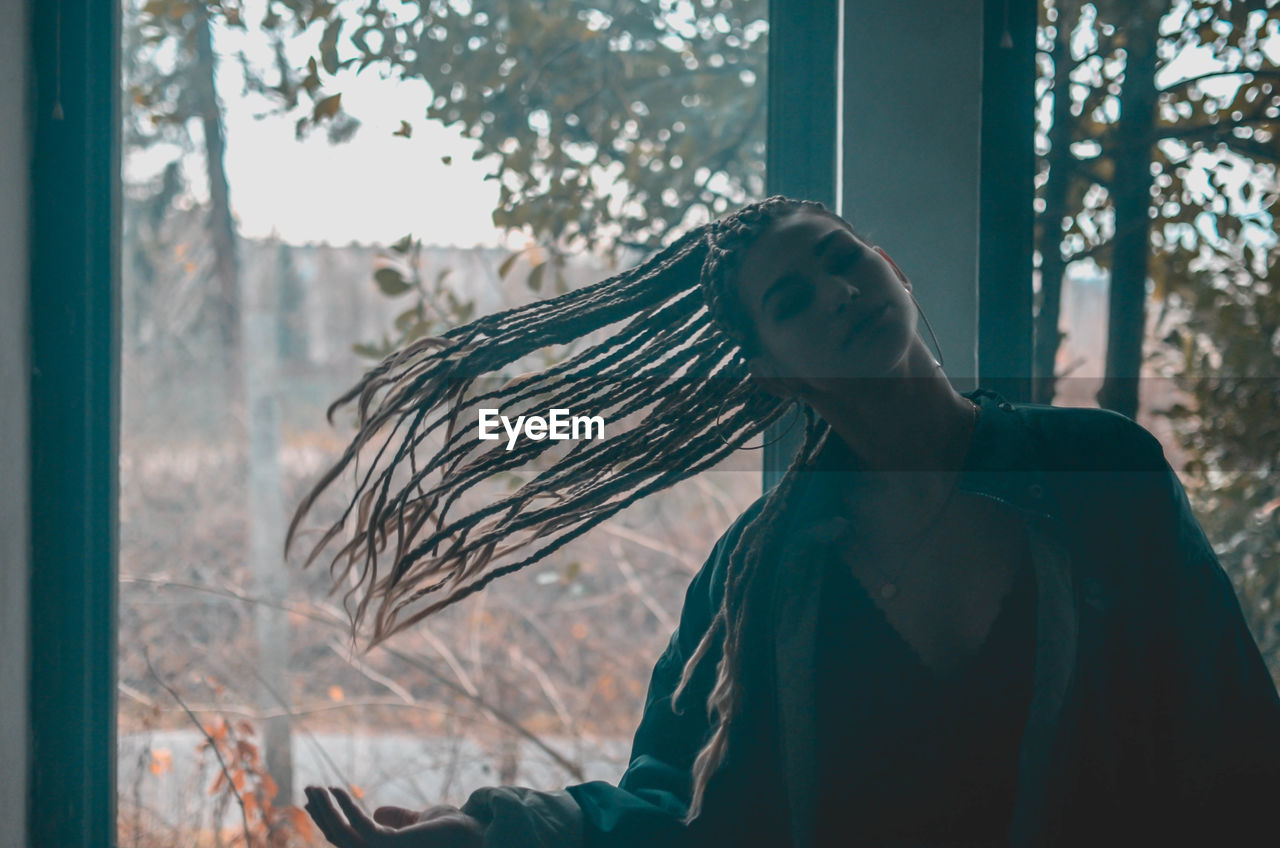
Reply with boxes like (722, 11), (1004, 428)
(908, 289), (945, 369)
(713, 396), (802, 451)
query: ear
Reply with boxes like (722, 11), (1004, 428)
(874, 246), (911, 293)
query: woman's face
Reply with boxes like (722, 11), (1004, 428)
(732, 209), (919, 395)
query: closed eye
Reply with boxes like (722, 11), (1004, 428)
(769, 247), (862, 323)
(832, 248), (862, 273)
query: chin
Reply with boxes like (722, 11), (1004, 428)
(839, 327), (912, 380)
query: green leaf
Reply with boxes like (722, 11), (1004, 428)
(528, 262), (547, 292)
(351, 342), (385, 360)
(394, 307), (421, 333)
(374, 267), (413, 296)
(320, 19), (344, 76)
(390, 234), (414, 254)
(498, 249), (524, 280)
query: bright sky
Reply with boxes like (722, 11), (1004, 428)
(122, 3), (1277, 250)
(124, 1), (523, 249)
(217, 71), (512, 249)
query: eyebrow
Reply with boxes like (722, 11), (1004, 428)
(760, 228), (848, 310)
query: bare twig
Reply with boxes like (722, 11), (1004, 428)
(596, 523), (701, 571)
(408, 624), (480, 697)
(248, 664), (358, 808)
(143, 647), (252, 848)
(326, 637), (416, 703)
(612, 540), (677, 633)
(509, 645), (575, 731)
(124, 573), (586, 780)
(691, 476), (738, 531)
(1159, 69), (1280, 95)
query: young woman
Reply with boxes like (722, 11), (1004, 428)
(293, 196), (1280, 847)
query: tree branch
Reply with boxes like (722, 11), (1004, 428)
(122, 574), (587, 781)
(142, 647), (252, 847)
(1159, 69), (1280, 95)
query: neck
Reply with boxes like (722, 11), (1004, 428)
(808, 340), (976, 502)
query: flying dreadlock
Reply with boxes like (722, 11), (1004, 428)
(284, 193), (859, 827)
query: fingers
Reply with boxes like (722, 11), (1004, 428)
(331, 785), (388, 843)
(306, 785), (479, 848)
(304, 785), (366, 847)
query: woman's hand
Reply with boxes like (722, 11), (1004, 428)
(304, 785), (485, 848)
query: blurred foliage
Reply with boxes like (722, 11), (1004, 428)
(122, 0), (1279, 698)
(196, 716), (317, 846)
(1037, 0), (1280, 676)
(1160, 236), (1280, 679)
(350, 233), (479, 360)
(1036, 0), (1278, 281)
(223, 0), (768, 265)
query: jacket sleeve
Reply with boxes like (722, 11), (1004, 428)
(459, 499), (770, 848)
(1132, 426), (1280, 834)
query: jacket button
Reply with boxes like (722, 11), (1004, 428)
(1027, 483), (1044, 499)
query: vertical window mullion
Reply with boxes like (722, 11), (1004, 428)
(764, 0), (841, 490)
(28, 1), (122, 846)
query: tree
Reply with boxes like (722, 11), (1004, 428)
(124, 0), (296, 807)
(231, 0), (769, 267)
(1035, 0), (1280, 677)
(1034, 0), (1279, 418)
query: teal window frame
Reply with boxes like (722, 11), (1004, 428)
(23, 0), (1033, 842)
(28, 1), (122, 846)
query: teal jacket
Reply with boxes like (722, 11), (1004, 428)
(460, 389), (1280, 846)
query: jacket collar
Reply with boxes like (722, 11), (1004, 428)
(780, 388), (1063, 549)
(765, 388), (1080, 848)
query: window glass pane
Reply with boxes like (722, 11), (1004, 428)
(118, 1), (770, 843)
(1033, 2), (1279, 678)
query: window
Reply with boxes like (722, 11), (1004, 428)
(113, 2), (775, 844)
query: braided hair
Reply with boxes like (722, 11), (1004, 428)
(285, 193), (858, 825)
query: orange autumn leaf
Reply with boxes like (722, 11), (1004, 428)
(148, 748), (172, 776)
(236, 739), (259, 765)
(286, 805), (315, 839)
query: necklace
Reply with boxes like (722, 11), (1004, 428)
(843, 398), (979, 601)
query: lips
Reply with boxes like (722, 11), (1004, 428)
(842, 302), (889, 345)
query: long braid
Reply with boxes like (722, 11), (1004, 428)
(674, 408), (829, 824)
(286, 194), (858, 824)
(674, 196), (851, 823)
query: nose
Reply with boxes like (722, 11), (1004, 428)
(833, 280), (860, 315)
